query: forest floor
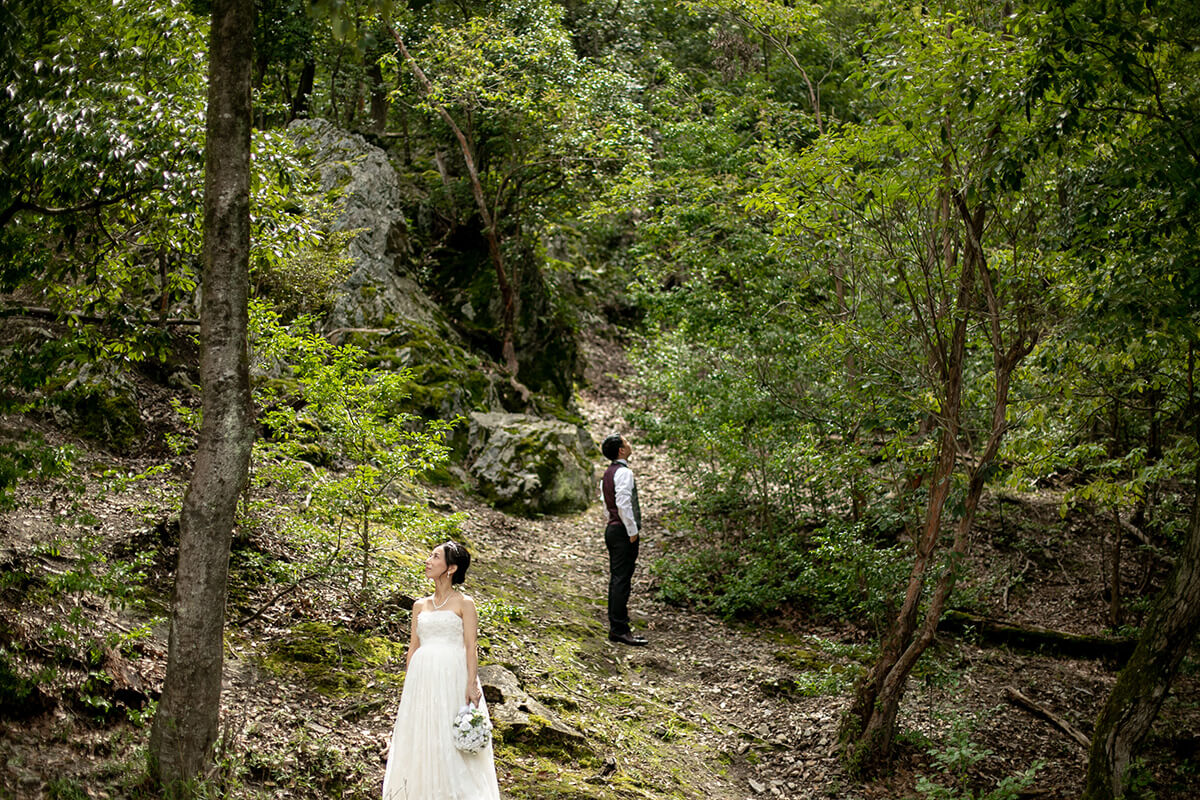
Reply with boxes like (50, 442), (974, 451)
(1, 331), (1199, 799)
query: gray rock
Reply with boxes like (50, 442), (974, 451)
(288, 119), (450, 334)
(467, 412), (595, 516)
(478, 665), (586, 749)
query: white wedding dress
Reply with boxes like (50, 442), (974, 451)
(382, 609), (501, 800)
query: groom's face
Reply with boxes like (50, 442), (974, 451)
(619, 439), (632, 460)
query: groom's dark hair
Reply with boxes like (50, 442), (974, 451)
(441, 541), (470, 585)
(601, 434), (624, 461)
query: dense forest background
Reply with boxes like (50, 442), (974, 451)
(2, 0), (1199, 798)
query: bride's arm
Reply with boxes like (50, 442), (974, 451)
(406, 600), (424, 669)
(462, 597), (482, 705)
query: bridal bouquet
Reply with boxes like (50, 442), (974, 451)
(451, 703), (493, 753)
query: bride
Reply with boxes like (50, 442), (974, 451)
(382, 541), (501, 800)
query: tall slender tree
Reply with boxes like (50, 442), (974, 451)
(149, 0), (256, 790)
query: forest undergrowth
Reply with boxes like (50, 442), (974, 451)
(1, 334), (1198, 800)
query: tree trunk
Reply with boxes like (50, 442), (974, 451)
(387, 26), (521, 381)
(839, 186), (1035, 775)
(1083, 466), (1200, 797)
(367, 58), (388, 135)
(149, 0), (256, 791)
(839, 417), (962, 771)
(840, 182), (976, 773)
(290, 57), (315, 120)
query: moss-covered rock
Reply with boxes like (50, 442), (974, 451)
(344, 322), (502, 427)
(479, 664), (588, 756)
(467, 412), (595, 516)
(47, 367), (142, 450)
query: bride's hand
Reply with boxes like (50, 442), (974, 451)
(466, 683), (482, 706)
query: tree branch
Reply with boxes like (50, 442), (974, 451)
(0, 184), (155, 229)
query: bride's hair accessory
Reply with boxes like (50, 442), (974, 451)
(451, 702), (492, 753)
(441, 541), (471, 585)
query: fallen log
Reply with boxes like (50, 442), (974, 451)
(1004, 686), (1090, 750)
(938, 609), (1136, 663)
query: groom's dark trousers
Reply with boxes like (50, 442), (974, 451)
(605, 522), (638, 637)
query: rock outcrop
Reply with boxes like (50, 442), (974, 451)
(467, 412), (595, 516)
(478, 664), (586, 751)
(288, 119), (448, 333)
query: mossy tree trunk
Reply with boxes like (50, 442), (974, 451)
(1083, 456), (1200, 798)
(149, 0), (256, 790)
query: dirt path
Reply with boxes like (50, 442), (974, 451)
(437, 337), (855, 800)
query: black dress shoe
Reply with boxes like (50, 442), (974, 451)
(609, 632), (648, 646)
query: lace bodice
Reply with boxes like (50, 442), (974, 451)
(417, 609), (465, 648)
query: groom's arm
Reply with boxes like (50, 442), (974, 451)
(613, 467), (639, 541)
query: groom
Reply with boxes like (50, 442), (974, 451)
(600, 434), (647, 646)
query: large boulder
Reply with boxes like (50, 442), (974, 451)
(467, 412), (594, 516)
(288, 119), (448, 333)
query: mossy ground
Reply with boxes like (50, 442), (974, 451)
(261, 622), (406, 697)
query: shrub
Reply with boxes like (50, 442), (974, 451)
(652, 519), (906, 625)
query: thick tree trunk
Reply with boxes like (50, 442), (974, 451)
(290, 57), (315, 120)
(149, 0), (256, 791)
(367, 59), (388, 135)
(1083, 459), (1200, 799)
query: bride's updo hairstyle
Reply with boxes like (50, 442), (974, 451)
(441, 541), (470, 585)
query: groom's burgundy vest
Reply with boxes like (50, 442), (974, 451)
(602, 461), (641, 529)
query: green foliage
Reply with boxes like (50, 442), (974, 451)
(0, 644), (47, 716)
(395, 0), (648, 223)
(0, 434), (75, 509)
(916, 712), (1043, 800)
(48, 365), (143, 448)
(654, 519), (906, 624)
(249, 300), (456, 595)
(45, 777), (89, 800)
(0, 0), (358, 536)
(477, 597), (526, 626)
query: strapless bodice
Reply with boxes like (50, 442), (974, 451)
(417, 609), (465, 647)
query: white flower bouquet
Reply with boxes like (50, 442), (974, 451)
(451, 703), (493, 753)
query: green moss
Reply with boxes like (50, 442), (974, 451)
(422, 463), (464, 488)
(494, 744), (607, 800)
(263, 621), (405, 697)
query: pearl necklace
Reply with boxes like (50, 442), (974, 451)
(432, 591), (453, 610)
